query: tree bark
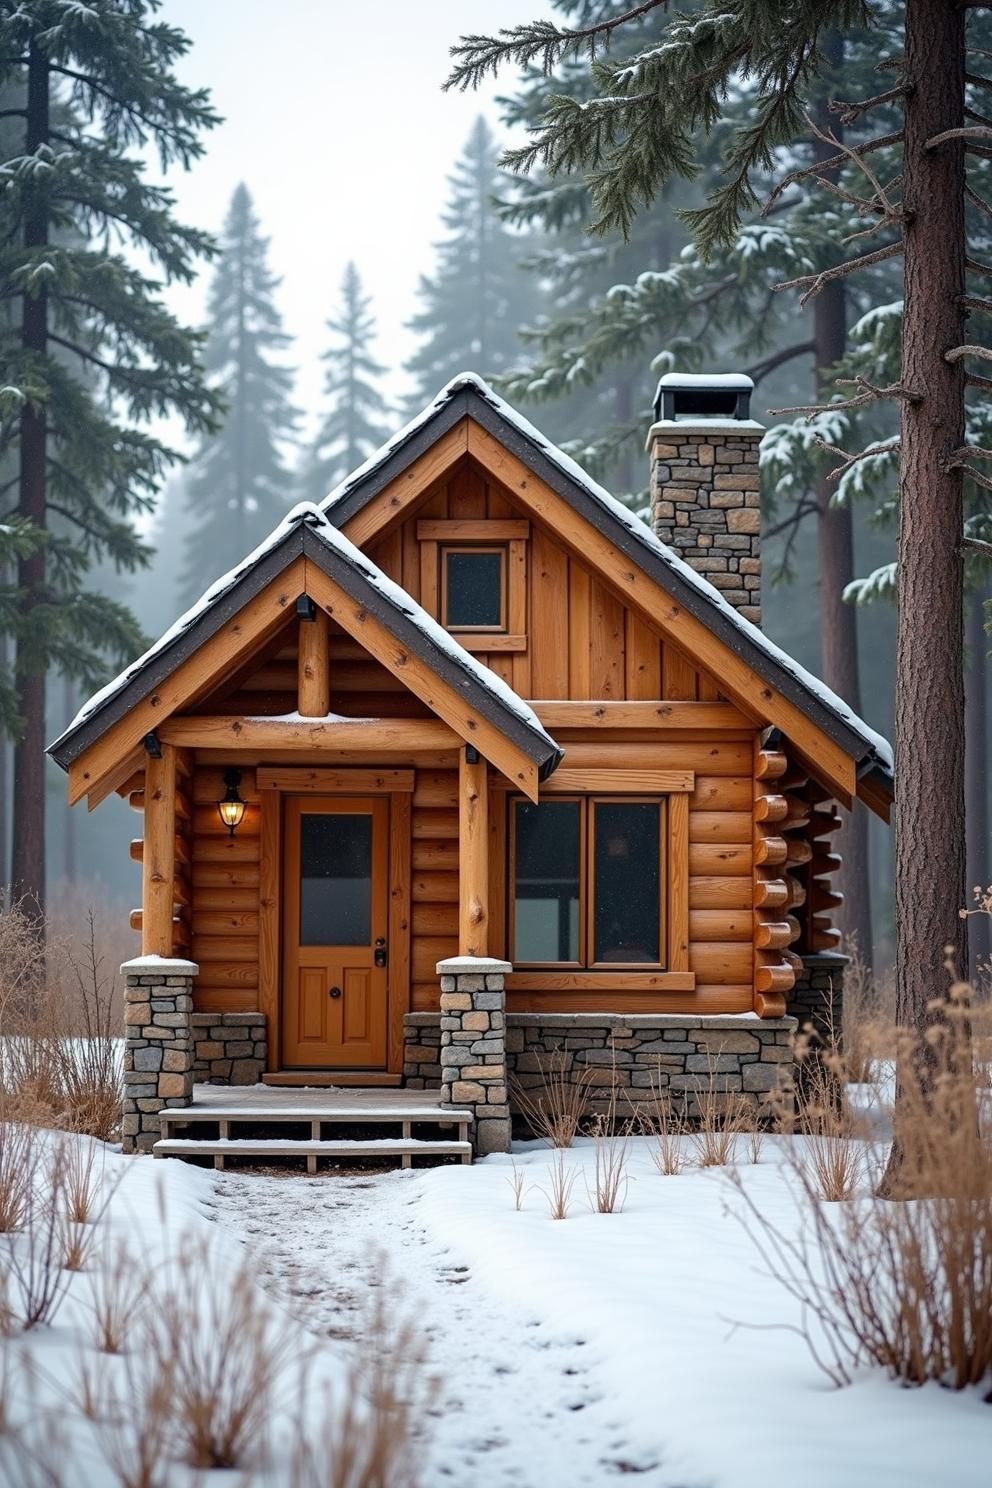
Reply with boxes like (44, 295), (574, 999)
(11, 39), (49, 926)
(965, 583), (989, 976)
(813, 29), (873, 971)
(886, 0), (967, 1188)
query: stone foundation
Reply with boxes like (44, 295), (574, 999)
(192, 1012), (267, 1084)
(122, 957), (196, 1154)
(437, 957), (511, 1156)
(406, 1010), (796, 1127)
(787, 952), (847, 1048)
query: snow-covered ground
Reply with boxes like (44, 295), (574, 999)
(3, 1130), (988, 1487)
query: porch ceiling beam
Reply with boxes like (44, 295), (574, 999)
(459, 749), (489, 958)
(297, 607), (330, 716)
(530, 701), (754, 730)
(142, 742), (176, 957)
(157, 716), (462, 752)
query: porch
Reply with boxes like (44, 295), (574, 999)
(153, 1084), (474, 1171)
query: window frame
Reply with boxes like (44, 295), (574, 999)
(509, 794), (668, 972)
(417, 518), (529, 652)
(439, 543), (508, 633)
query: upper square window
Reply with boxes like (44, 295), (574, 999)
(417, 517), (530, 652)
(441, 546), (506, 631)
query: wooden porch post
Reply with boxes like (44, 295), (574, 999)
(298, 607), (330, 716)
(458, 748), (489, 957)
(142, 743), (176, 957)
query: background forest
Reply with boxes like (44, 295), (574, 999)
(1, 0), (986, 975)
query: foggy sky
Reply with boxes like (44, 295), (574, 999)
(157, 0), (547, 444)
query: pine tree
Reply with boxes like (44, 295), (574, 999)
(448, 0), (991, 1172)
(405, 116), (537, 405)
(179, 185), (299, 604)
(301, 262), (390, 500)
(0, 1), (221, 920)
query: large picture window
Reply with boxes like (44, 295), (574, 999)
(510, 797), (667, 968)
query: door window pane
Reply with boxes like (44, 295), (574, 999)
(444, 549), (504, 628)
(300, 813), (372, 946)
(593, 802), (660, 963)
(513, 801), (580, 962)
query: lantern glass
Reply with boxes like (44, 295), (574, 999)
(218, 770), (246, 836)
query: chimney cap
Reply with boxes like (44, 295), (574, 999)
(653, 371), (754, 424)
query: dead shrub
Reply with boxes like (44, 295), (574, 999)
(61, 1137), (101, 1224)
(0, 1122), (37, 1232)
(730, 983), (992, 1393)
(85, 1238), (149, 1354)
(289, 1271), (438, 1488)
(512, 1046), (595, 1148)
(689, 1059), (748, 1168)
(2, 1142), (73, 1329)
(793, 1050), (866, 1202)
(635, 1065), (692, 1176)
(144, 1238), (301, 1471)
(0, 908), (121, 1142)
(586, 1080), (631, 1213)
(507, 1159), (527, 1212)
(538, 1150), (579, 1220)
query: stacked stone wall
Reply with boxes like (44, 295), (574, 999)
(437, 957), (511, 1156)
(407, 1011), (796, 1127)
(192, 1012), (267, 1085)
(649, 421), (762, 624)
(122, 957), (195, 1154)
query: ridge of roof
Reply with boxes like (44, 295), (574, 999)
(323, 372), (893, 786)
(48, 499), (561, 774)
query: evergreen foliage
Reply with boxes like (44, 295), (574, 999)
(179, 183), (299, 605)
(405, 116), (537, 406)
(301, 262), (390, 500)
(0, 0), (220, 912)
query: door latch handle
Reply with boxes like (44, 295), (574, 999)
(328, 985), (342, 999)
(374, 937), (388, 968)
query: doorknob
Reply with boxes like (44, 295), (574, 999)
(375, 937), (387, 967)
(328, 985), (342, 999)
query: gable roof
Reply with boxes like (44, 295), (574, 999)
(322, 372), (893, 805)
(48, 503), (564, 788)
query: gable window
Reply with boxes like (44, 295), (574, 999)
(441, 546), (506, 631)
(510, 797), (666, 968)
(417, 518), (529, 651)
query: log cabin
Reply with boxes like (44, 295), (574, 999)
(49, 371), (893, 1161)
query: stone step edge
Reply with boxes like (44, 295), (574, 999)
(162, 1106), (473, 1123)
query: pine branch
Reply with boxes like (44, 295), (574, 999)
(966, 372), (992, 391)
(949, 444), (992, 462)
(945, 343), (992, 366)
(959, 294), (992, 316)
(814, 435), (901, 483)
(764, 130), (904, 213)
(444, 2), (670, 90)
(965, 104), (992, 128)
(775, 240), (904, 308)
(966, 70), (992, 92)
(966, 255), (992, 277)
(744, 340), (816, 384)
(925, 124), (992, 149)
(966, 182), (992, 222)
(802, 108), (905, 221)
(764, 499), (818, 542)
(829, 84), (911, 126)
(772, 376), (922, 421)
(963, 535), (992, 556)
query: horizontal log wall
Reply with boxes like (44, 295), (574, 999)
(189, 765), (262, 1011)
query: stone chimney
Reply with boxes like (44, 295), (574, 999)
(648, 372), (764, 626)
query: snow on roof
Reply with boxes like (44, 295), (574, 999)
(326, 372), (891, 775)
(52, 497), (558, 760)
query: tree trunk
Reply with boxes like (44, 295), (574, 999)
(965, 584), (989, 977)
(0, 579), (8, 909)
(885, 0), (967, 1191)
(11, 39), (49, 926)
(813, 31), (873, 971)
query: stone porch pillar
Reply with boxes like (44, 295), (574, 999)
(437, 956), (511, 1156)
(121, 956), (197, 1154)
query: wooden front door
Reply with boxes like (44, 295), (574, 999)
(282, 796), (389, 1068)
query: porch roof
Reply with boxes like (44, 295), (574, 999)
(47, 503), (564, 785)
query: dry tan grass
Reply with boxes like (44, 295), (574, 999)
(0, 905), (122, 1142)
(0, 1121), (36, 1232)
(586, 1079), (632, 1213)
(635, 1065), (692, 1176)
(732, 983), (992, 1393)
(289, 1273), (439, 1488)
(538, 1150), (579, 1220)
(512, 1046), (596, 1148)
(689, 1058), (750, 1168)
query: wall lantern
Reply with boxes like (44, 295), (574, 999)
(217, 768), (246, 837)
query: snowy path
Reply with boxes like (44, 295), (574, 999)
(207, 1165), (668, 1486)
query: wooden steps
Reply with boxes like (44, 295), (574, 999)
(154, 1089), (473, 1171)
(154, 1136), (472, 1172)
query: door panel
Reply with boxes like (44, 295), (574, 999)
(282, 797), (389, 1068)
